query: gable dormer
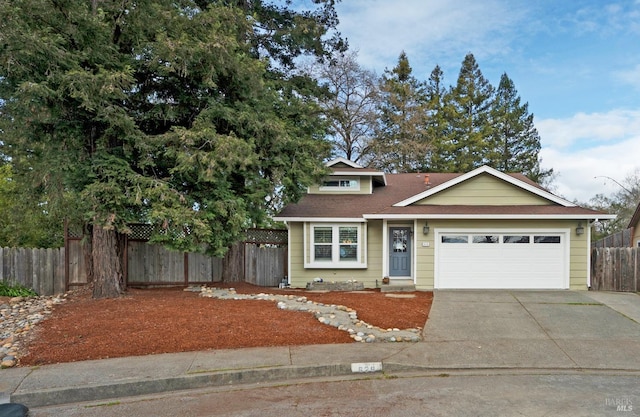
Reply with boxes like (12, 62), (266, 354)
(394, 165), (575, 207)
(308, 158), (386, 195)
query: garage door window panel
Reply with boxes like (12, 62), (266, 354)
(534, 235), (561, 244)
(442, 235), (468, 243)
(503, 235), (530, 243)
(472, 235), (499, 244)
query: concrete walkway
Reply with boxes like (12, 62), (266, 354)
(1, 290), (640, 409)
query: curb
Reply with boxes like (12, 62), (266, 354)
(12, 362), (640, 408)
(10, 364), (354, 408)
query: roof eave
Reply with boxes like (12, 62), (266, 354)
(362, 214), (617, 220)
(272, 216), (366, 223)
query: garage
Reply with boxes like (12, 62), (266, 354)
(435, 230), (569, 289)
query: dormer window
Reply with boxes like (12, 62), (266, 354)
(320, 177), (360, 191)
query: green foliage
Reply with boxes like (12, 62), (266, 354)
(487, 73), (552, 182)
(440, 53), (495, 172)
(352, 52), (549, 183)
(424, 65), (451, 172)
(0, 281), (38, 297)
(0, 0), (339, 256)
(372, 52), (431, 172)
(0, 163), (64, 248)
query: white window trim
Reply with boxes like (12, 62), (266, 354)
(319, 177), (360, 192)
(382, 221), (415, 280)
(305, 223), (367, 268)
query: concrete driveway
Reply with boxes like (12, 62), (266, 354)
(391, 290), (640, 370)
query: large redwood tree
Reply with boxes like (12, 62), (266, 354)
(0, 0), (341, 297)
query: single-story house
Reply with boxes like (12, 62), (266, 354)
(628, 201), (640, 247)
(274, 158), (615, 290)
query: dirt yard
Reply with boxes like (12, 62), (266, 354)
(19, 283), (432, 366)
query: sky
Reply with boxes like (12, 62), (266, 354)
(334, 0), (640, 203)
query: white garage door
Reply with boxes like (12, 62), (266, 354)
(435, 230), (568, 289)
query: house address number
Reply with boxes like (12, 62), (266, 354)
(351, 362), (383, 373)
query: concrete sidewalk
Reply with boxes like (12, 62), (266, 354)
(2, 290), (640, 409)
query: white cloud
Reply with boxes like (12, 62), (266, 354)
(537, 109), (640, 149)
(540, 129), (640, 203)
(336, 0), (524, 75)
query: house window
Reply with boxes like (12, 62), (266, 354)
(308, 224), (365, 268)
(320, 177), (360, 191)
(339, 227), (358, 261)
(313, 227), (333, 261)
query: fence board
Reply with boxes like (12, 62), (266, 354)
(594, 229), (632, 248)
(591, 247), (639, 292)
(186, 252), (223, 284)
(67, 240), (87, 287)
(0, 247), (66, 296)
(1, 229), (287, 294)
(244, 244), (286, 287)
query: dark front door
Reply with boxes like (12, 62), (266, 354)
(389, 227), (411, 277)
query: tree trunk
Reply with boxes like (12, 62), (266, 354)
(222, 242), (244, 282)
(92, 226), (124, 298)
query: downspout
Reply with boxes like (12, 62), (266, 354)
(587, 219), (595, 289)
(285, 222), (291, 285)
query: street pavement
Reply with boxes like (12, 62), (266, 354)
(1, 290), (639, 409)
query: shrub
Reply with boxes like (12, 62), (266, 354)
(0, 281), (38, 297)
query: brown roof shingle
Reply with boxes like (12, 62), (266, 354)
(275, 172), (609, 220)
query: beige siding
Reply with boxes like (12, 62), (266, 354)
(290, 218), (589, 291)
(288, 220), (384, 288)
(308, 176), (372, 194)
(417, 174), (551, 206)
(633, 226), (640, 247)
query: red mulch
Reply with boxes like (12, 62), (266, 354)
(19, 283), (432, 366)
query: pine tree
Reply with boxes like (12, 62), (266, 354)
(372, 52), (430, 172)
(488, 73), (553, 181)
(424, 65), (452, 172)
(443, 53), (495, 172)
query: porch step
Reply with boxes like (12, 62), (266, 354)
(381, 280), (416, 292)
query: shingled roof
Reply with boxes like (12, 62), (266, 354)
(275, 168), (611, 221)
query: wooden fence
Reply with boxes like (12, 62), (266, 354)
(593, 229), (632, 248)
(2, 228), (287, 295)
(244, 244), (287, 287)
(0, 247), (67, 295)
(591, 247), (639, 292)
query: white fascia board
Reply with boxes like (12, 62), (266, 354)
(326, 157), (362, 168)
(362, 213), (617, 220)
(272, 217), (367, 223)
(394, 165), (576, 207)
(331, 170), (387, 185)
